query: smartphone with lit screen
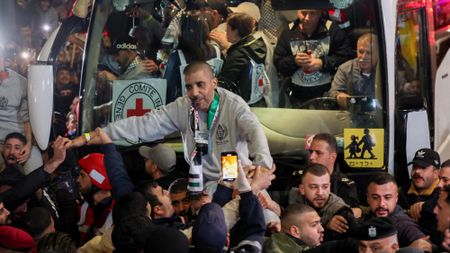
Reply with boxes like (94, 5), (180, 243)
(221, 152), (238, 181)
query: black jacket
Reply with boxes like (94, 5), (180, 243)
(0, 165), (51, 210)
(330, 165), (359, 207)
(398, 184), (440, 211)
(273, 18), (353, 79)
(219, 33), (267, 102)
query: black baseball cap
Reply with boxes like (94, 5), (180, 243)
(356, 217), (398, 241)
(408, 148), (440, 169)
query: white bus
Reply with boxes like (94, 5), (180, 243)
(29, 0), (450, 189)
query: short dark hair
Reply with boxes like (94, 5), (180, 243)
(301, 163), (329, 183)
(14, 207), (52, 239)
(112, 192), (149, 225)
(37, 231), (77, 253)
(4, 132), (26, 145)
(169, 178), (189, 194)
(135, 180), (162, 219)
(112, 215), (153, 252)
(368, 173), (397, 188)
(227, 13), (255, 38)
(281, 203), (315, 231)
(312, 133), (337, 153)
(183, 61), (213, 78)
(111, 192), (153, 252)
(56, 65), (71, 73)
(441, 159), (450, 168)
(134, 180), (158, 194)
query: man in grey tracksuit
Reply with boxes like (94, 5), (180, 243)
(75, 61), (273, 194)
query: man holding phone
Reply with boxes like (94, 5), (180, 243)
(274, 9), (352, 107)
(69, 61), (273, 194)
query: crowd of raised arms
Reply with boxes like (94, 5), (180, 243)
(0, 0), (449, 252)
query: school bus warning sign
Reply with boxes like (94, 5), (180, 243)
(344, 128), (384, 168)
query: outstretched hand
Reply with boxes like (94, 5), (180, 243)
(44, 136), (72, 174)
(95, 127), (112, 144)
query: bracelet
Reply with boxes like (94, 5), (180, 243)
(84, 132), (91, 142)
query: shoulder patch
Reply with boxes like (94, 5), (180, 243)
(340, 177), (355, 185)
(292, 169), (304, 177)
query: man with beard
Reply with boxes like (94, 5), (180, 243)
(0, 50), (43, 174)
(138, 144), (179, 190)
(1, 132), (27, 173)
(288, 163), (358, 241)
(308, 133), (360, 214)
(398, 148), (440, 222)
(264, 203), (324, 252)
(69, 61), (273, 196)
(365, 173), (432, 252)
(76, 153), (114, 244)
(168, 178), (195, 222)
(0, 136), (69, 224)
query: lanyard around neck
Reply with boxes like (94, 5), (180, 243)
(192, 91), (220, 131)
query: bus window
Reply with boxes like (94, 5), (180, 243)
(77, 0), (387, 170)
(87, 8), (167, 132)
(433, 0), (450, 65)
(395, 8), (431, 109)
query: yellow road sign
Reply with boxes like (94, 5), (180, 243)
(344, 128), (384, 168)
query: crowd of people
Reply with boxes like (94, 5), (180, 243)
(1, 0), (450, 252)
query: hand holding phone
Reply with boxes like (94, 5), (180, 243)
(221, 152), (238, 182)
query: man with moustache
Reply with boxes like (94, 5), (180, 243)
(308, 133), (360, 210)
(264, 203), (324, 252)
(69, 61), (273, 195)
(398, 148), (440, 222)
(365, 173), (432, 252)
(0, 49), (43, 174)
(76, 153), (114, 244)
(1, 132), (27, 173)
(329, 33), (379, 109)
(288, 163), (358, 241)
(168, 178), (195, 222)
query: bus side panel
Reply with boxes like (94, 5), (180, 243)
(434, 49), (450, 157)
(382, 0), (398, 174)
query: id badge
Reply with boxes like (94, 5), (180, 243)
(194, 130), (209, 146)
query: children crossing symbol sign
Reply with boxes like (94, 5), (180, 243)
(344, 128), (384, 168)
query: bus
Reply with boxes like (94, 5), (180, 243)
(28, 0), (450, 192)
